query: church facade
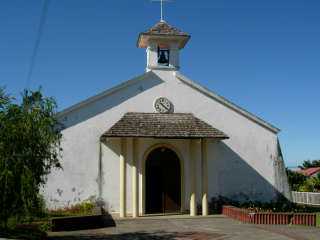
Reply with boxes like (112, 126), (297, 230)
(44, 21), (290, 217)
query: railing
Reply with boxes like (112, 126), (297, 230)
(292, 191), (320, 206)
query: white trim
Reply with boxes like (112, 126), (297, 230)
(57, 71), (154, 118)
(147, 65), (179, 71)
(175, 72), (280, 134)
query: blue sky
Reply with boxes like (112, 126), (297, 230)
(1, 0), (320, 167)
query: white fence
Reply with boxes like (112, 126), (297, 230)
(292, 191), (320, 206)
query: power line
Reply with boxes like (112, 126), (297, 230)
(25, 0), (50, 89)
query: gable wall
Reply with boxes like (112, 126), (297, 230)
(44, 70), (285, 210)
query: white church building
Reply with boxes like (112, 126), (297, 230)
(44, 20), (290, 218)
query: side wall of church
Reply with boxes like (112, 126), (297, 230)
(43, 70), (289, 212)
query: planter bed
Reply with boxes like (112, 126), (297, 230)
(222, 205), (320, 227)
(51, 213), (116, 232)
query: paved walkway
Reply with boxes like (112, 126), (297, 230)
(48, 215), (320, 240)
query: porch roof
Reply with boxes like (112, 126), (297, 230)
(101, 112), (228, 140)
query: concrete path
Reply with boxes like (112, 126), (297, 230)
(48, 215), (320, 240)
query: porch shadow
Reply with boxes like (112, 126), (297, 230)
(48, 231), (225, 240)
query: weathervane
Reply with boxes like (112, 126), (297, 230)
(151, 0), (172, 22)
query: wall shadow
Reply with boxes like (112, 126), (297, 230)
(59, 72), (164, 129)
(210, 141), (288, 203)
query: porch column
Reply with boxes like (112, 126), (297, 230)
(132, 138), (139, 218)
(119, 138), (127, 218)
(189, 139), (197, 216)
(201, 139), (208, 216)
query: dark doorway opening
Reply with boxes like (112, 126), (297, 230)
(145, 147), (181, 214)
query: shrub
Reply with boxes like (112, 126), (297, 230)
(209, 195), (320, 213)
(48, 201), (96, 217)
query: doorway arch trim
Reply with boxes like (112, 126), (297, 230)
(141, 143), (185, 215)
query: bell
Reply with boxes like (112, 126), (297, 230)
(158, 50), (169, 64)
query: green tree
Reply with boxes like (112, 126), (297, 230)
(298, 175), (320, 192)
(311, 174), (320, 191)
(298, 179), (314, 192)
(299, 159), (320, 169)
(0, 88), (62, 228)
(286, 168), (307, 191)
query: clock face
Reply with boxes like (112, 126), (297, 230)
(154, 97), (172, 113)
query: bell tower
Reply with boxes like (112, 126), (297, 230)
(137, 21), (190, 71)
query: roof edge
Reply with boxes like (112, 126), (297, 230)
(101, 112), (229, 140)
(102, 135), (228, 140)
(137, 33), (191, 49)
(176, 72), (281, 134)
(57, 71), (154, 118)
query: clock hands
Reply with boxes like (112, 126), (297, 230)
(159, 102), (169, 111)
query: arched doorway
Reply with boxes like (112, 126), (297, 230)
(145, 147), (181, 214)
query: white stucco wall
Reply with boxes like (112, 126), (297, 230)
(43, 69), (289, 212)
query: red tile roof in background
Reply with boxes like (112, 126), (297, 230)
(298, 167), (320, 177)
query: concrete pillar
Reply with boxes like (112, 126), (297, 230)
(119, 138), (126, 218)
(132, 138), (139, 218)
(201, 139), (208, 216)
(189, 140), (197, 216)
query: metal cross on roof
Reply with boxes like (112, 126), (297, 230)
(151, 0), (172, 22)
